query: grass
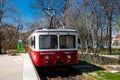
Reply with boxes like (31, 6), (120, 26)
(99, 48), (120, 55)
(111, 50), (120, 55)
(1, 48), (27, 54)
(78, 48), (120, 55)
(100, 50), (120, 55)
(89, 70), (120, 80)
(18, 49), (27, 53)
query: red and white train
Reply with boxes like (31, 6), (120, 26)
(27, 29), (78, 67)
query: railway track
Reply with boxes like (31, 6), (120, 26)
(36, 65), (81, 80)
(34, 65), (95, 80)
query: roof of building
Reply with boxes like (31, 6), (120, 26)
(114, 32), (120, 39)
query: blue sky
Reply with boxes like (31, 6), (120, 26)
(10, 0), (119, 36)
(12, 0), (33, 23)
(12, 0), (66, 24)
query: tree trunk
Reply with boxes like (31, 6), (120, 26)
(0, 32), (1, 54)
(0, 8), (3, 54)
(109, 26), (112, 55)
(0, 45), (1, 54)
(0, 31), (1, 54)
(108, 14), (112, 55)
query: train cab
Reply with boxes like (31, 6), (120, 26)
(27, 29), (78, 67)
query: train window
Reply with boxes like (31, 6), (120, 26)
(34, 36), (35, 48)
(31, 36), (35, 48)
(59, 35), (76, 49)
(39, 35), (58, 49)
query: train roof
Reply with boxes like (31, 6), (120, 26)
(33, 29), (77, 33)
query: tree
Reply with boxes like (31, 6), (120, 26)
(0, 0), (19, 53)
(58, 0), (120, 63)
(30, 0), (69, 28)
(25, 22), (43, 32)
(1, 24), (18, 52)
(101, 0), (118, 54)
(114, 17), (120, 32)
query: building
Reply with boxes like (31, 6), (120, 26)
(112, 32), (120, 48)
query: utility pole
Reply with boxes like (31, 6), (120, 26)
(43, 8), (56, 29)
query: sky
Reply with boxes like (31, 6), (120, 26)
(9, 0), (119, 36)
(12, 0), (67, 24)
(12, 0), (34, 23)
(11, 0), (67, 29)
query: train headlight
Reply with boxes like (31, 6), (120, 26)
(45, 56), (50, 61)
(67, 55), (71, 59)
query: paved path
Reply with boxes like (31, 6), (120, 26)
(23, 54), (38, 80)
(0, 54), (23, 80)
(100, 55), (119, 58)
(0, 54), (38, 80)
(78, 52), (120, 59)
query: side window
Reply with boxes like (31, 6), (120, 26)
(31, 36), (35, 48)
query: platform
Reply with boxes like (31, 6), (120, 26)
(0, 54), (38, 80)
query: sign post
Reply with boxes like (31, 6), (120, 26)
(17, 24), (23, 52)
(18, 43), (22, 52)
(18, 24), (23, 30)
(17, 38), (23, 52)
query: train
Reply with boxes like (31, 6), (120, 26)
(27, 29), (78, 67)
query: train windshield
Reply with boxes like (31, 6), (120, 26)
(39, 35), (58, 49)
(59, 35), (76, 49)
(39, 35), (76, 49)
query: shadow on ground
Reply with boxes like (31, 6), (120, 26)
(73, 60), (104, 73)
(36, 65), (80, 79)
(36, 60), (104, 80)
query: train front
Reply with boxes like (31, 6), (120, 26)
(31, 29), (78, 67)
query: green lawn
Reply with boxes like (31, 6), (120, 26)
(89, 70), (120, 80)
(78, 48), (120, 55)
(100, 50), (120, 55)
(18, 49), (27, 53)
